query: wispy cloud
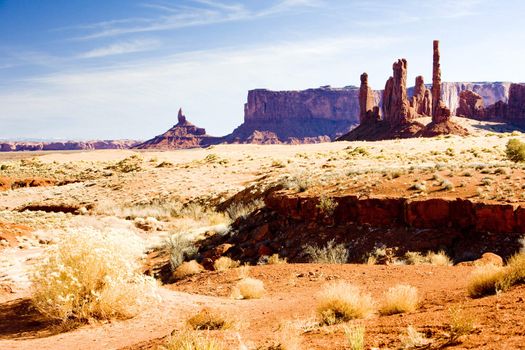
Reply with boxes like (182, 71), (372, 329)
(72, 0), (324, 40)
(0, 34), (402, 139)
(76, 38), (161, 59)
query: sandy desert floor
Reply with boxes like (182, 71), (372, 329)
(1, 117), (525, 349)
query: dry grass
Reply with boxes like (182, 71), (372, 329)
(174, 260), (204, 280)
(30, 227), (159, 322)
(467, 265), (507, 297)
(400, 325), (430, 348)
(317, 282), (375, 325)
(380, 284), (419, 315)
(502, 252), (525, 287)
(187, 308), (233, 330)
(448, 307), (476, 343)
(267, 254), (287, 265)
(427, 250), (453, 266)
(303, 239), (348, 264)
(214, 256), (240, 271)
(344, 324), (365, 350)
(161, 331), (225, 350)
(232, 277), (265, 299)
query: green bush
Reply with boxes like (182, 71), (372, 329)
(505, 139), (525, 162)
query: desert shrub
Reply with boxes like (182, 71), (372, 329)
(187, 308), (232, 330)
(174, 260), (204, 280)
(267, 253), (287, 265)
(448, 307), (475, 343)
(30, 227), (158, 321)
(157, 161), (174, 168)
(404, 251), (426, 265)
(505, 138), (525, 162)
(427, 250), (452, 266)
(161, 331), (225, 350)
(344, 324), (365, 350)
(304, 239), (348, 264)
(498, 253), (525, 290)
(213, 256), (240, 271)
(165, 235), (198, 270)
(316, 196), (338, 216)
(400, 325), (429, 348)
(109, 154), (143, 173)
(380, 284), (419, 315)
(317, 282), (375, 325)
(232, 277), (265, 299)
(226, 199), (264, 221)
(467, 265), (506, 297)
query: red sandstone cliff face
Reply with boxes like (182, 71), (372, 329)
(507, 83), (525, 124)
(0, 140), (138, 152)
(457, 90), (485, 119)
(226, 86), (381, 143)
(134, 109), (221, 149)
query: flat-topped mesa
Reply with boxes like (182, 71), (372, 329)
(382, 59), (415, 125)
(359, 73), (380, 123)
(411, 76), (432, 116)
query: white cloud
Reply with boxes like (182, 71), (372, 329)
(73, 0), (324, 40)
(76, 38), (161, 59)
(0, 34), (402, 140)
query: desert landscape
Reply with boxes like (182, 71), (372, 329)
(2, 1), (525, 350)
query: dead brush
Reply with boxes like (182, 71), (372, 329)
(161, 330), (225, 350)
(214, 256), (240, 271)
(187, 308), (234, 330)
(380, 284), (419, 315)
(317, 281), (375, 325)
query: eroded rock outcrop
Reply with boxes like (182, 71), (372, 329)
(382, 59), (416, 124)
(457, 90), (485, 119)
(359, 73), (380, 123)
(410, 76), (432, 116)
(134, 108), (221, 149)
(507, 83), (525, 124)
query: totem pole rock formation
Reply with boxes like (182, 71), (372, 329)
(359, 73), (380, 123)
(431, 40), (452, 123)
(411, 76), (432, 116)
(382, 59), (415, 125)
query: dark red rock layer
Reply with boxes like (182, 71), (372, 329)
(196, 191), (524, 265)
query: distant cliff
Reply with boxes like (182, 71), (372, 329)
(0, 140), (139, 152)
(225, 86), (381, 143)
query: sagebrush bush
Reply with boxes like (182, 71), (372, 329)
(174, 260), (204, 280)
(304, 239), (348, 264)
(467, 265), (506, 297)
(505, 138), (525, 162)
(30, 227), (158, 321)
(213, 256), (240, 271)
(232, 277), (265, 299)
(317, 282), (375, 325)
(166, 234), (198, 270)
(187, 308), (232, 330)
(162, 331), (225, 350)
(380, 284), (419, 315)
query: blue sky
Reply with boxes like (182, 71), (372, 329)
(1, 0), (525, 140)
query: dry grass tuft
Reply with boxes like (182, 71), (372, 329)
(161, 331), (225, 350)
(303, 239), (348, 264)
(232, 277), (265, 299)
(214, 256), (240, 271)
(174, 260), (204, 280)
(380, 284), (419, 315)
(187, 308), (233, 330)
(344, 324), (365, 350)
(267, 254), (287, 265)
(427, 250), (453, 266)
(448, 307), (476, 343)
(467, 264), (506, 298)
(400, 325), (430, 348)
(30, 227), (159, 322)
(317, 282), (375, 325)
